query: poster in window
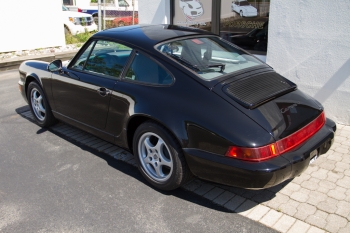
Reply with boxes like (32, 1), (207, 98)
(220, 0), (270, 53)
(173, 0), (212, 31)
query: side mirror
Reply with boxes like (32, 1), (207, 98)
(48, 60), (63, 72)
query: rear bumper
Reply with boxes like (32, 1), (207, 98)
(183, 118), (336, 189)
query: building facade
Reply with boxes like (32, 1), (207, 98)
(139, 0), (350, 125)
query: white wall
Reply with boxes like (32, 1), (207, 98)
(139, 0), (170, 24)
(139, 0), (350, 125)
(0, 0), (65, 53)
(267, 0), (350, 125)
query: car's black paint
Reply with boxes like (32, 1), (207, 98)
(18, 24), (335, 189)
(213, 73), (324, 140)
(185, 119), (335, 188)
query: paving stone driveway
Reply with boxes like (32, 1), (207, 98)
(21, 111), (349, 233)
(182, 124), (350, 233)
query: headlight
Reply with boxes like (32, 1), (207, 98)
(68, 17), (78, 24)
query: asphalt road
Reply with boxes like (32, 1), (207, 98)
(0, 69), (276, 233)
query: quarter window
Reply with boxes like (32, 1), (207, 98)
(70, 40), (132, 78)
(125, 53), (173, 85)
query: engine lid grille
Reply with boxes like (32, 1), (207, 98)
(223, 72), (297, 109)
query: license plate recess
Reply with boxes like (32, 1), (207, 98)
(309, 149), (319, 164)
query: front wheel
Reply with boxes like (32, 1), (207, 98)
(64, 26), (71, 35)
(133, 121), (191, 190)
(240, 10), (244, 17)
(27, 82), (56, 127)
(93, 16), (98, 25)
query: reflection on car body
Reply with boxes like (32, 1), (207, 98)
(18, 25), (335, 191)
(230, 21), (268, 51)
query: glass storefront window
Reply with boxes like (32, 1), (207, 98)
(173, 0), (212, 31)
(220, 0), (270, 54)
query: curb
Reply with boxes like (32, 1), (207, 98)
(0, 50), (79, 71)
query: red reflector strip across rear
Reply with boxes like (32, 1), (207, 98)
(225, 111), (326, 162)
(276, 111), (326, 154)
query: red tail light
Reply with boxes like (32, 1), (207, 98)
(225, 112), (326, 162)
(78, 8), (82, 12)
(226, 144), (278, 162)
(276, 111), (325, 154)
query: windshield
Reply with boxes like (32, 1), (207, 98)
(239, 1), (250, 6)
(157, 37), (264, 80)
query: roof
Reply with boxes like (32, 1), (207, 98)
(93, 24), (215, 52)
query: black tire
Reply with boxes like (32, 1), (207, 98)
(240, 10), (243, 17)
(133, 121), (191, 190)
(93, 16), (98, 25)
(64, 25), (71, 35)
(118, 21), (125, 27)
(27, 82), (56, 127)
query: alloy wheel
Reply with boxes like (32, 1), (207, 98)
(30, 88), (46, 121)
(138, 132), (173, 182)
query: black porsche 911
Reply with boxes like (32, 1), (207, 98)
(18, 24), (336, 191)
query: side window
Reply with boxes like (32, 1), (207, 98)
(125, 53), (173, 85)
(71, 40), (132, 78)
(71, 41), (95, 71)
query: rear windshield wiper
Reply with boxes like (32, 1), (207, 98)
(166, 53), (200, 72)
(166, 53), (225, 73)
(206, 63), (225, 72)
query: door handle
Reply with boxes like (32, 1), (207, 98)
(97, 87), (110, 97)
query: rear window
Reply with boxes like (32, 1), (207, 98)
(156, 36), (264, 80)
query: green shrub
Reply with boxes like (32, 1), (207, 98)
(65, 30), (95, 44)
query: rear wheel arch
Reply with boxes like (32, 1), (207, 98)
(64, 25), (71, 34)
(92, 13), (98, 24)
(118, 21), (125, 27)
(132, 120), (193, 190)
(126, 115), (184, 154)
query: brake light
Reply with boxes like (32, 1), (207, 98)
(225, 112), (326, 162)
(276, 111), (326, 154)
(78, 8), (82, 12)
(226, 144), (278, 162)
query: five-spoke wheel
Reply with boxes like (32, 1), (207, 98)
(27, 82), (56, 127)
(138, 132), (173, 182)
(133, 121), (191, 190)
(30, 87), (46, 121)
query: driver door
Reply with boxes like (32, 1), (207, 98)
(51, 39), (132, 134)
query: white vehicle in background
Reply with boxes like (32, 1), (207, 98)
(62, 5), (97, 35)
(67, 0), (138, 23)
(231, 0), (257, 17)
